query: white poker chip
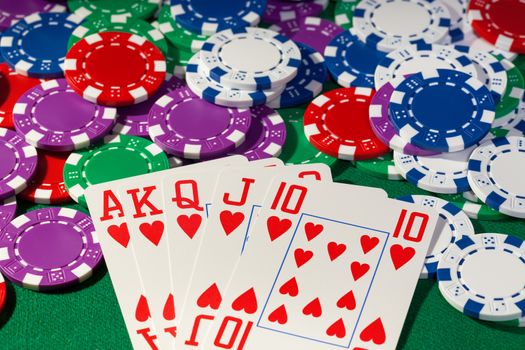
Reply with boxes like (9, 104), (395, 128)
(440, 0), (472, 44)
(185, 53), (284, 108)
(467, 37), (518, 61)
(437, 233), (525, 322)
(397, 195), (474, 279)
(199, 27), (301, 90)
(393, 143), (480, 194)
(352, 0), (451, 52)
(467, 136), (525, 219)
(374, 43), (478, 90)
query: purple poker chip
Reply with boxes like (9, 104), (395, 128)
(13, 79), (118, 152)
(232, 106), (287, 160)
(369, 78), (438, 156)
(0, 128), (38, 200)
(0, 0), (66, 31)
(148, 85), (252, 160)
(264, 0), (329, 24)
(113, 76), (186, 137)
(270, 17), (344, 55)
(0, 197), (16, 232)
(0, 207), (102, 291)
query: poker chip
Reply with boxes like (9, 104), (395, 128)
(441, 0), (471, 43)
(64, 134), (170, 207)
(13, 79), (118, 152)
(0, 270), (5, 312)
(267, 42), (327, 109)
(0, 207), (102, 291)
(468, 37), (518, 61)
(439, 193), (507, 221)
(467, 136), (525, 219)
(304, 87), (389, 161)
(467, 0), (525, 54)
(334, 0), (359, 29)
(0, 128), (38, 200)
(264, 0), (329, 24)
(355, 152), (404, 181)
(199, 27), (301, 90)
(0, 0), (66, 31)
(374, 42), (478, 90)
(185, 53), (285, 108)
(324, 28), (386, 88)
(389, 69), (496, 152)
(437, 233), (525, 322)
(165, 42), (192, 79)
(67, 0), (161, 21)
(64, 31), (167, 107)
(157, 5), (207, 53)
(454, 45), (508, 103)
(352, 0), (451, 53)
(397, 195), (475, 279)
(278, 108), (338, 167)
(148, 85), (252, 159)
(269, 16), (344, 55)
(0, 196), (17, 232)
(491, 101), (525, 136)
(113, 76), (186, 137)
(368, 77), (438, 156)
(232, 105), (287, 160)
(0, 64), (41, 129)
(0, 13), (82, 78)
(169, 0), (266, 36)
(68, 15), (169, 57)
(495, 58), (524, 119)
(393, 143), (479, 194)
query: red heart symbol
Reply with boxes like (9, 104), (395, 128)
(220, 210), (245, 236)
(360, 235), (379, 254)
(294, 248), (313, 268)
(163, 294), (175, 321)
(107, 223), (130, 248)
(337, 290), (356, 310)
(135, 295), (151, 323)
(177, 214), (202, 239)
(139, 221), (164, 246)
(267, 216), (292, 242)
(279, 277), (299, 297)
(268, 304), (288, 325)
(360, 317), (386, 345)
(302, 298), (322, 318)
(390, 244), (416, 270)
(326, 318), (346, 339)
(304, 222), (323, 241)
(351, 261), (370, 281)
(231, 288), (258, 315)
(327, 242), (347, 261)
(197, 283), (222, 310)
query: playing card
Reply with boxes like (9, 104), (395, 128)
(174, 164), (335, 348)
(200, 178), (438, 350)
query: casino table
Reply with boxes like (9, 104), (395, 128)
(1, 3), (525, 350)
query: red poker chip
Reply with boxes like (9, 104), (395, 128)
(468, 0), (525, 54)
(64, 31), (167, 107)
(303, 87), (389, 161)
(0, 274), (5, 313)
(18, 150), (71, 204)
(0, 63), (41, 129)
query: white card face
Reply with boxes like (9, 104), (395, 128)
(200, 179), (437, 350)
(174, 164), (337, 347)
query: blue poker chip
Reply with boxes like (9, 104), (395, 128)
(437, 233), (525, 322)
(389, 69), (496, 152)
(0, 13), (83, 78)
(324, 28), (385, 88)
(169, 0), (267, 35)
(267, 42), (327, 109)
(397, 195), (474, 279)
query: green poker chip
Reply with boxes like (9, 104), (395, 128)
(67, 0), (160, 21)
(157, 5), (207, 53)
(63, 134), (169, 207)
(355, 153), (404, 181)
(279, 108), (338, 167)
(513, 55), (525, 77)
(495, 58), (525, 119)
(438, 193), (507, 221)
(165, 43), (192, 79)
(68, 15), (169, 56)
(334, 0), (359, 29)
